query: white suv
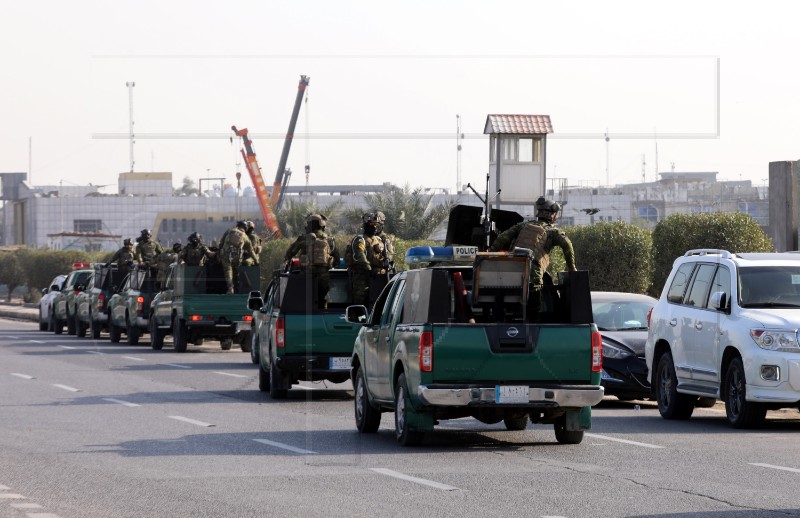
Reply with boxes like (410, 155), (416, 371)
(646, 249), (800, 428)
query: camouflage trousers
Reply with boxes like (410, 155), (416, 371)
(311, 267), (330, 310)
(220, 256), (241, 293)
(350, 269), (370, 307)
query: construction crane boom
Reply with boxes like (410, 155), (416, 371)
(272, 75), (310, 208)
(231, 125), (282, 239)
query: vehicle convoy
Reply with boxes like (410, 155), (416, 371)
(347, 246), (604, 446)
(107, 265), (160, 345)
(248, 266), (362, 398)
(52, 264), (93, 335)
(646, 249), (800, 428)
(150, 262), (257, 352)
(39, 274), (67, 331)
(76, 263), (127, 339)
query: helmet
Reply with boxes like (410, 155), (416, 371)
(123, 238), (133, 247)
(535, 197), (561, 221)
(172, 243), (182, 253)
(246, 220), (255, 232)
(236, 220), (247, 230)
(188, 232), (201, 244)
(140, 228), (152, 239)
(363, 211), (385, 235)
(305, 213), (326, 232)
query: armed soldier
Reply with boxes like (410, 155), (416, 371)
(285, 214), (340, 310)
(244, 221), (262, 267)
(179, 232), (213, 267)
(155, 243), (181, 289)
(489, 196), (577, 319)
(135, 229), (164, 278)
(347, 211), (394, 307)
(219, 220), (254, 294)
(106, 238), (136, 278)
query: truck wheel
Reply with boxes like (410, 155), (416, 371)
(39, 309), (48, 331)
(269, 360), (288, 399)
(127, 320), (141, 345)
(355, 367), (381, 433)
(554, 414), (584, 444)
(54, 315), (64, 335)
(149, 317), (164, 350)
(67, 311), (76, 335)
(654, 352), (695, 420)
(109, 322), (122, 343)
(503, 415), (529, 431)
(258, 360), (270, 392)
(220, 338), (233, 351)
(724, 357), (767, 428)
(240, 330), (252, 353)
(395, 373), (424, 446)
(173, 318), (188, 352)
(48, 310), (56, 332)
(76, 316), (87, 338)
(250, 332), (260, 364)
(91, 320), (102, 339)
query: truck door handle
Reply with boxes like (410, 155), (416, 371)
(695, 322), (703, 330)
(669, 319), (677, 327)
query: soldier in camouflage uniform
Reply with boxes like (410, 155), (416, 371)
(349, 211), (394, 307)
(155, 243), (181, 289)
(489, 197), (577, 319)
(244, 221), (262, 267)
(135, 229), (164, 279)
(178, 232), (213, 266)
(285, 214), (340, 310)
(219, 221), (254, 294)
(106, 238), (136, 278)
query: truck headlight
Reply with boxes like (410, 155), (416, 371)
(750, 329), (800, 352)
(602, 341), (633, 359)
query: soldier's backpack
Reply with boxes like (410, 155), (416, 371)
(514, 222), (549, 271)
(226, 228), (245, 248)
(306, 232), (332, 268)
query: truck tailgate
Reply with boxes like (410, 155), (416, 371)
(183, 294), (250, 322)
(431, 324), (594, 383)
(284, 313), (360, 355)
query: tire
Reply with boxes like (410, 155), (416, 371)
(48, 310), (56, 332)
(53, 311), (63, 335)
(76, 316), (87, 338)
(269, 359), (288, 399)
(240, 331), (252, 353)
(66, 311), (76, 335)
(258, 360), (270, 392)
(149, 317), (164, 350)
(724, 357), (767, 428)
(654, 352), (695, 420)
(554, 414), (584, 444)
(220, 338), (233, 351)
(173, 318), (188, 352)
(503, 415), (529, 431)
(355, 367), (381, 433)
(127, 318), (141, 345)
(91, 319), (102, 339)
(394, 373), (424, 446)
(38, 309), (48, 331)
(109, 322), (122, 343)
(250, 332), (260, 364)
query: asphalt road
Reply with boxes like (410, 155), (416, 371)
(2, 317), (800, 518)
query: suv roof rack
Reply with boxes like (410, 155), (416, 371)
(684, 249), (732, 258)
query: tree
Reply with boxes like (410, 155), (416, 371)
(276, 199), (344, 238)
(362, 184), (456, 240)
(0, 249), (28, 301)
(174, 176), (199, 196)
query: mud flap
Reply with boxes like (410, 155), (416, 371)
(406, 406), (435, 432)
(566, 406), (592, 431)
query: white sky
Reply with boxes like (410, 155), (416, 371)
(2, 1), (798, 194)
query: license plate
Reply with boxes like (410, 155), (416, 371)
(453, 246), (478, 259)
(329, 357), (350, 370)
(495, 385), (529, 404)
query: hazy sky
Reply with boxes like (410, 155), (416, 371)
(2, 1), (798, 195)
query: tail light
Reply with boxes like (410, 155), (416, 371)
(646, 307), (653, 328)
(275, 317), (285, 348)
(242, 315), (253, 322)
(591, 331), (603, 372)
(189, 315), (203, 321)
(135, 296), (145, 314)
(96, 294), (105, 312)
(419, 330), (433, 372)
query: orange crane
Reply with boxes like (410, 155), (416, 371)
(231, 125), (282, 239)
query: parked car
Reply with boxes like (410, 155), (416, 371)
(38, 274), (67, 331)
(591, 291), (657, 401)
(646, 249), (800, 428)
(52, 265), (93, 335)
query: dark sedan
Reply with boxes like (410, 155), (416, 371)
(592, 291), (657, 401)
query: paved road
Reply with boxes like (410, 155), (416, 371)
(2, 317), (800, 518)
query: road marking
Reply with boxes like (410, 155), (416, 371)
(52, 384), (81, 393)
(0, 484), (9, 490)
(370, 468), (460, 491)
(214, 371), (248, 378)
(57, 345), (76, 350)
(7, 336), (20, 339)
(168, 416), (214, 427)
(27, 513), (61, 518)
(28, 340), (45, 343)
(750, 463), (800, 474)
(163, 363), (191, 369)
(102, 398), (140, 408)
(10, 503), (43, 509)
(122, 356), (145, 361)
(11, 373), (35, 380)
(0, 493), (26, 499)
(252, 438), (317, 455)
(585, 433), (665, 449)
(86, 351), (104, 355)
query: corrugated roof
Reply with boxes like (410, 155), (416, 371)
(484, 114), (553, 135)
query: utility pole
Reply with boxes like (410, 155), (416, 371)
(456, 114), (463, 193)
(28, 137), (32, 184)
(604, 128), (610, 186)
(126, 81), (136, 172)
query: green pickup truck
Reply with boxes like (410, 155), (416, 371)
(248, 268), (362, 399)
(150, 262), (258, 352)
(347, 247), (605, 446)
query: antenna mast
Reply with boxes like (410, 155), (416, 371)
(126, 81), (136, 172)
(456, 114), (463, 193)
(604, 128), (610, 186)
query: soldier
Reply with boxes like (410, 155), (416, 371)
(135, 228), (164, 278)
(155, 243), (181, 289)
(178, 232), (213, 266)
(106, 238), (136, 278)
(244, 220), (262, 267)
(347, 211), (394, 307)
(489, 196), (577, 319)
(285, 214), (340, 310)
(219, 220), (254, 294)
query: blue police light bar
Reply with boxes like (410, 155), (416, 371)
(405, 245), (479, 264)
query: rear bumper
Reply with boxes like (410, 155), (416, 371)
(418, 384), (605, 408)
(275, 354), (352, 381)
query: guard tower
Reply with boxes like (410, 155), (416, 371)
(484, 114), (552, 205)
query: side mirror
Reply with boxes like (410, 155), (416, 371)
(248, 297), (264, 311)
(345, 305), (369, 324)
(709, 291), (728, 311)
(42, 287), (49, 295)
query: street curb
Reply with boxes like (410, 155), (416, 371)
(0, 307), (39, 322)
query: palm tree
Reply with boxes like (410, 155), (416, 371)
(363, 184), (456, 240)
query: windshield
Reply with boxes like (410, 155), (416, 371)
(739, 265), (800, 308)
(592, 298), (653, 331)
